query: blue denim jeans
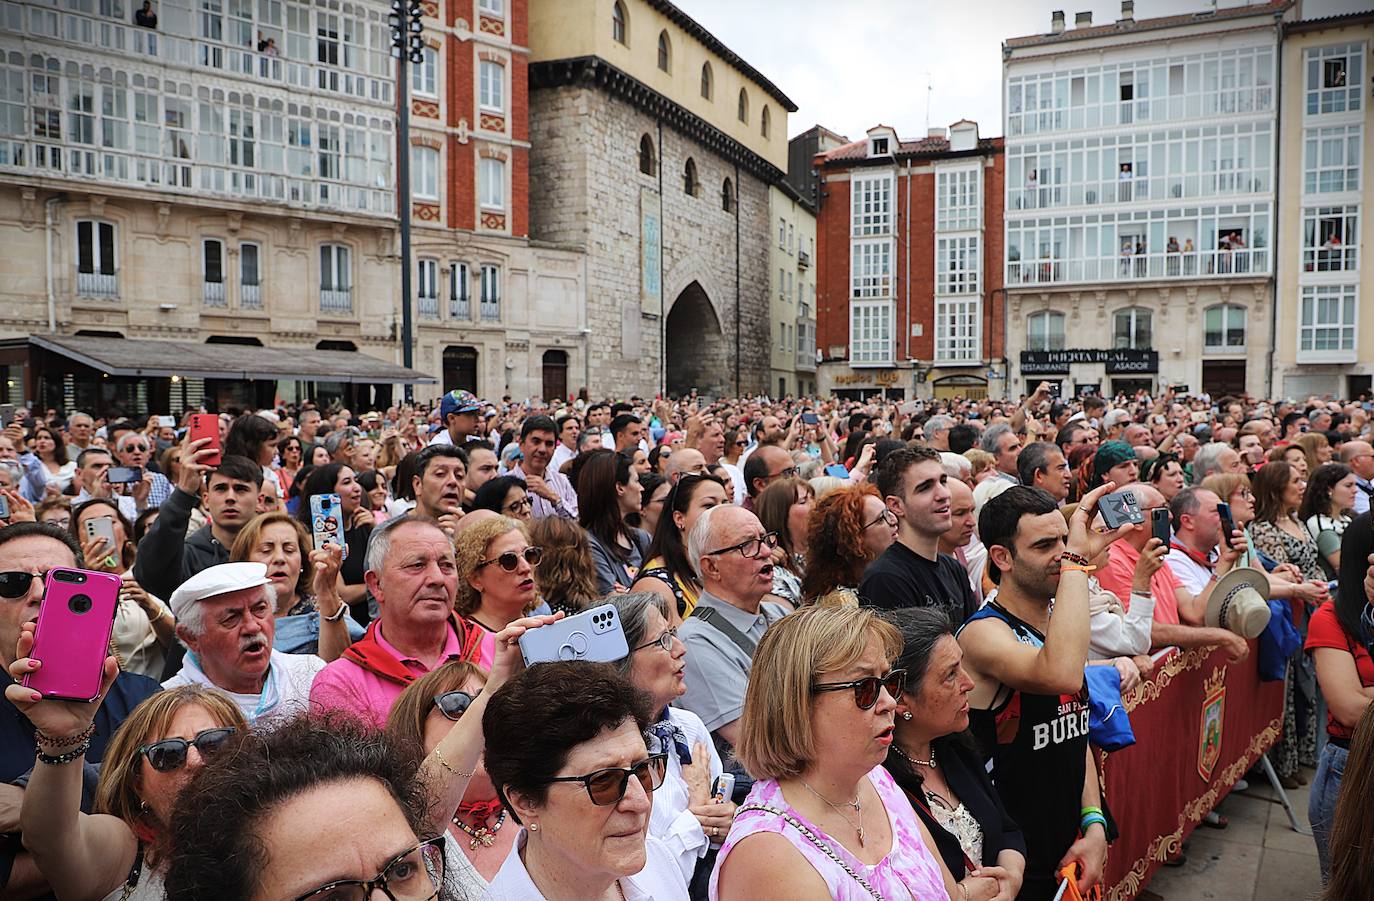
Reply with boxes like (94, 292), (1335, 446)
(1309, 741), (1347, 882)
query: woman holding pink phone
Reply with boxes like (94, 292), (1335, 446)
(5, 627), (246, 900)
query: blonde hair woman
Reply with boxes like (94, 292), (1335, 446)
(454, 514), (541, 670)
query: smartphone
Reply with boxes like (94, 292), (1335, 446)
(711, 773), (736, 804)
(21, 568), (122, 702)
(84, 515), (119, 568)
(518, 603), (628, 667)
(0, 494), (9, 520)
(1151, 507), (1171, 546)
(188, 413), (222, 466)
(1098, 489), (1145, 529)
(801, 411), (819, 425)
(107, 465), (142, 484)
(310, 493), (347, 560)
(157, 415), (176, 428)
(0, 404), (14, 427)
(1217, 502), (1235, 548)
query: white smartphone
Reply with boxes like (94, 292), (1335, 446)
(518, 603), (628, 667)
(83, 515), (119, 568)
(711, 773), (735, 804)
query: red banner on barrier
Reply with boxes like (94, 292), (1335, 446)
(1099, 645), (1285, 900)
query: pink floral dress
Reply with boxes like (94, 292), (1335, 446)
(709, 766), (949, 900)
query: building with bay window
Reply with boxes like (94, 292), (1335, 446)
(813, 120), (1006, 400)
(1272, 10), (1372, 400)
(1002, 1), (1289, 399)
(769, 180), (816, 398)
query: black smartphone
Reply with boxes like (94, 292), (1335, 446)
(107, 466), (142, 484)
(1217, 502), (1235, 548)
(1098, 490), (1145, 529)
(802, 412), (819, 425)
(1151, 507), (1171, 545)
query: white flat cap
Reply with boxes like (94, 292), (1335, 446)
(169, 561), (272, 620)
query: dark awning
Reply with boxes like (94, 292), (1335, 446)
(28, 334), (436, 384)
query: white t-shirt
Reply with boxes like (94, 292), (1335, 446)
(1165, 544), (1215, 598)
(163, 649), (325, 723)
(650, 707), (723, 882)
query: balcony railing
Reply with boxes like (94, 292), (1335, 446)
(1007, 248), (1268, 287)
(450, 295), (471, 320)
(320, 288), (353, 314)
(480, 300), (500, 322)
(203, 281), (226, 307)
(418, 294), (439, 320)
(76, 272), (118, 298)
(240, 283), (262, 310)
(798, 250), (810, 269)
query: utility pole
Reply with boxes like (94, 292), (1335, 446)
(391, 0), (423, 402)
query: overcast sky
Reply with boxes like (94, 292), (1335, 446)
(675, 0), (1370, 143)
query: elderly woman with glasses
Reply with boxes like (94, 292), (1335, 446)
(604, 592), (732, 888)
(454, 515), (542, 670)
(713, 605), (958, 900)
(800, 484), (897, 607)
(5, 645), (245, 901)
(483, 661), (688, 900)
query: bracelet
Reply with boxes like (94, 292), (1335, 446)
(958, 881), (969, 901)
(1060, 564), (1096, 573)
(1061, 551), (1090, 566)
(321, 600), (348, 622)
(34, 722), (95, 749)
(36, 737), (91, 766)
(1081, 814), (1108, 832)
(1080, 805), (1104, 817)
(431, 746), (475, 779)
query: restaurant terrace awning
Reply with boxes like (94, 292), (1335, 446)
(27, 334), (436, 384)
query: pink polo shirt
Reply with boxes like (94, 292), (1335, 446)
(309, 621), (467, 729)
(1099, 541), (1184, 626)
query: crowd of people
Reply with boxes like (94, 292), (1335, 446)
(3, 383), (1374, 900)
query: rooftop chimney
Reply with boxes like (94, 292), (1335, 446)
(1119, 0), (1134, 23)
(1051, 10), (1065, 33)
(928, 127), (947, 139)
(1075, 11), (1093, 27)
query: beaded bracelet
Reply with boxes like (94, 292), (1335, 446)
(1061, 551), (1090, 566)
(36, 737), (91, 767)
(34, 722), (95, 749)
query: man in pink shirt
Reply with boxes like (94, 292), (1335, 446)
(310, 516), (481, 727)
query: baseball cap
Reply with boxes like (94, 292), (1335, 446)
(439, 390), (483, 418)
(168, 561), (272, 621)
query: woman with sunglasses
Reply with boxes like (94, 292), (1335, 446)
(713, 604), (959, 901)
(577, 449), (650, 596)
(455, 515), (542, 669)
(754, 477), (816, 610)
(605, 592), (732, 890)
(632, 473), (730, 620)
(275, 433), (305, 495)
(483, 660), (689, 900)
(472, 475), (533, 523)
(4, 636), (245, 901)
(882, 607), (1026, 900)
(800, 484), (896, 607)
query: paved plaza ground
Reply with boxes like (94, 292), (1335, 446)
(1143, 765), (1323, 901)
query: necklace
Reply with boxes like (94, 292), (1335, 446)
(799, 779), (866, 847)
(451, 807), (506, 850)
(893, 743), (937, 768)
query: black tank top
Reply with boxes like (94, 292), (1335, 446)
(961, 602), (1090, 900)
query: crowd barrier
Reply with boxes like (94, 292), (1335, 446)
(1099, 645), (1286, 900)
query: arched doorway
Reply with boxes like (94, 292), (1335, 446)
(664, 281), (729, 397)
(443, 346), (479, 394)
(542, 349), (568, 402)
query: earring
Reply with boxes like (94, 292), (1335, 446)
(528, 822), (539, 832)
(901, 711), (913, 721)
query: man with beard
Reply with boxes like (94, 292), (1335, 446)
(858, 446), (978, 624)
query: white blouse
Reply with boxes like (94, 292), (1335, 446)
(483, 832), (688, 901)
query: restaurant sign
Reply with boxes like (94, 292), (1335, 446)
(1019, 349), (1158, 376)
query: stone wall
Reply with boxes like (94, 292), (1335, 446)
(529, 83), (771, 398)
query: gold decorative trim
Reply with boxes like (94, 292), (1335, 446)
(1122, 647), (1213, 712)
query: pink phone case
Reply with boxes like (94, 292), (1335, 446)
(22, 569), (121, 702)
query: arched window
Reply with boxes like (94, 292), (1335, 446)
(737, 88), (748, 123)
(1027, 311), (1066, 351)
(761, 105), (770, 138)
(1204, 304), (1247, 350)
(721, 177), (734, 212)
(1112, 307), (1153, 349)
(657, 30), (671, 72)
(700, 62), (713, 100)
(611, 0), (626, 44)
(683, 158), (698, 197)
(638, 134), (656, 176)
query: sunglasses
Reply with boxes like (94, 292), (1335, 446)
(433, 689), (479, 720)
(475, 546), (543, 572)
(812, 669), (907, 710)
(541, 753), (668, 806)
(137, 726), (236, 772)
(0, 571), (43, 599)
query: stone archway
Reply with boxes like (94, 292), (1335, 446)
(664, 281), (730, 398)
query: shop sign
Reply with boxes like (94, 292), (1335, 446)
(1020, 349), (1158, 376)
(833, 369), (900, 387)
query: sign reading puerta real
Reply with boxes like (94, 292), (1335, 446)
(1019, 348), (1159, 376)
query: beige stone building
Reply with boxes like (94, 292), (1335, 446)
(768, 181), (816, 397)
(1273, 10), (1373, 400)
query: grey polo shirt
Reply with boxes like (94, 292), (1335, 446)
(675, 590), (788, 733)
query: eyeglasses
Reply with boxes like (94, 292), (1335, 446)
(433, 689), (479, 720)
(541, 753), (668, 806)
(632, 627), (678, 653)
(862, 509), (898, 531)
(768, 466), (798, 480)
(293, 836), (445, 901)
(137, 727), (237, 772)
(475, 546), (543, 572)
(503, 497), (531, 515)
(704, 531), (779, 559)
(0, 571), (40, 599)
(812, 669), (907, 710)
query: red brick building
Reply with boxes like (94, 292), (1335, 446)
(814, 122), (1006, 400)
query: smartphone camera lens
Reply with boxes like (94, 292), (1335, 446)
(53, 569), (85, 584)
(68, 593), (93, 615)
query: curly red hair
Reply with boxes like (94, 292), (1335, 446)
(800, 483), (882, 602)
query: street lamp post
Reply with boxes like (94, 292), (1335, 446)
(391, 0), (423, 403)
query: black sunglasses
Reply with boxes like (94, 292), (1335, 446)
(475, 546), (543, 572)
(433, 689), (479, 721)
(541, 753), (668, 806)
(293, 836), (445, 901)
(812, 669), (907, 710)
(137, 727), (237, 772)
(0, 571), (39, 599)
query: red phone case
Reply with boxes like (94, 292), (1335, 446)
(22, 569), (122, 702)
(189, 414), (222, 466)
